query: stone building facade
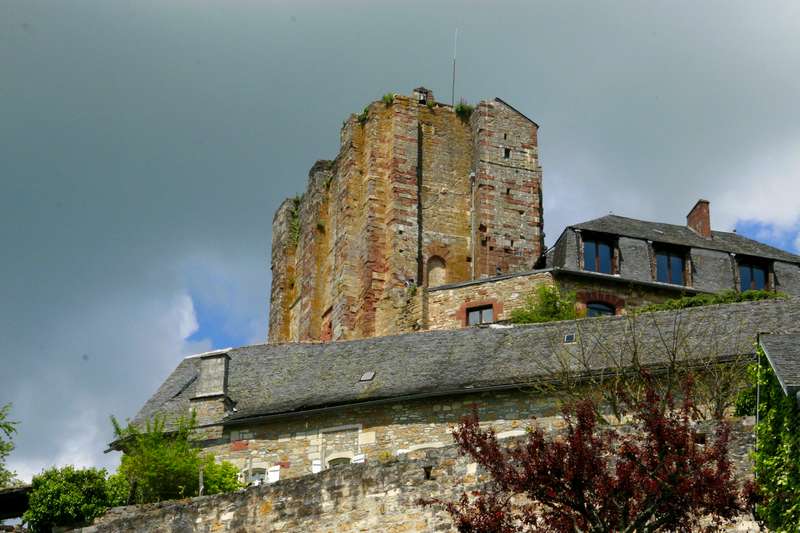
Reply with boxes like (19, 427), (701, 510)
(546, 200), (800, 316)
(133, 298), (800, 486)
(269, 88), (544, 343)
(269, 90), (800, 343)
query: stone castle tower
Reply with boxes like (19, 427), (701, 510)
(269, 88), (543, 343)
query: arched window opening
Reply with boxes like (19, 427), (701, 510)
(586, 302), (615, 317)
(427, 256), (447, 287)
(327, 457), (351, 468)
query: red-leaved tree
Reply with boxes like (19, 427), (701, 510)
(423, 379), (745, 532)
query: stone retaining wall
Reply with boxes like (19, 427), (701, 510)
(81, 418), (759, 532)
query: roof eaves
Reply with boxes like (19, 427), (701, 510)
(217, 352), (751, 427)
(427, 268), (553, 292)
(493, 97), (540, 128)
(572, 215), (800, 264)
(552, 267), (710, 294)
(759, 334), (800, 398)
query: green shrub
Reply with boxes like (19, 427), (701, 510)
(105, 471), (131, 507)
(111, 413), (240, 504)
(454, 100), (474, 121)
(382, 93), (394, 106)
(426, 99), (435, 109)
(202, 456), (242, 495)
(510, 285), (582, 324)
(636, 289), (784, 314)
(736, 347), (800, 529)
(23, 466), (111, 532)
(357, 106), (370, 125)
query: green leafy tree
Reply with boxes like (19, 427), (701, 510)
(510, 285), (582, 324)
(0, 402), (19, 488)
(22, 466), (111, 532)
(111, 412), (241, 504)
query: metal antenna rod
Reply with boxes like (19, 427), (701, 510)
(452, 28), (458, 106)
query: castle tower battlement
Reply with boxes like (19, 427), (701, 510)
(269, 88), (543, 343)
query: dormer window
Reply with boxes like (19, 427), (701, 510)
(739, 261), (768, 291)
(583, 238), (614, 274)
(655, 249), (686, 286)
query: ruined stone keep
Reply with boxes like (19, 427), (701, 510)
(269, 89), (800, 343)
(269, 88), (544, 342)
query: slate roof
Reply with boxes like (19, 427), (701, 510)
(572, 214), (800, 264)
(133, 298), (800, 429)
(760, 333), (800, 397)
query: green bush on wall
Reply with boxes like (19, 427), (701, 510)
(636, 289), (784, 314)
(510, 285), (582, 324)
(454, 100), (473, 121)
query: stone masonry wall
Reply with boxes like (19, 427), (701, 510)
(470, 99), (543, 278)
(554, 272), (691, 314)
(268, 90), (543, 343)
(426, 271), (555, 330)
(83, 418), (758, 532)
(206, 388), (563, 483)
(267, 200), (297, 343)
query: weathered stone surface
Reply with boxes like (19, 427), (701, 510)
(268, 91), (544, 343)
(618, 236), (652, 282)
(427, 270), (554, 330)
(775, 260), (800, 296)
(691, 248), (736, 293)
(83, 419), (759, 533)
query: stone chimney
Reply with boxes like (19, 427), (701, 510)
(412, 86), (433, 105)
(687, 199), (712, 238)
(189, 349), (232, 441)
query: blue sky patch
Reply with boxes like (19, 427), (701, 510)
(735, 220), (800, 254)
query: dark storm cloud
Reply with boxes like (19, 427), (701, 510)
(1, 0), (799, 480)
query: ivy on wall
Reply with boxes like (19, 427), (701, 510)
(738, 346), (800, 531)
(288, 195), (303, 247)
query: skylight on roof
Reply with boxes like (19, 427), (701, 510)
(359, 371), (375, 382)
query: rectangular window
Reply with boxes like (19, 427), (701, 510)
(583, 239), (614, 274)
(467, 305), (494, 326)
(655, 250), (685, 285)
(503, 148), (511, 159)
(739, 262), (768, 291)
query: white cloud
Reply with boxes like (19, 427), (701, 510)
(5, 291), (211, 483)
(715, 139), (800, 231)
